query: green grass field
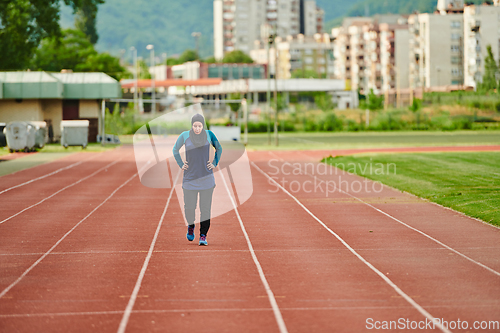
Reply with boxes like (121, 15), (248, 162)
(0, 143), (119, 177)
(323, 152), (500, 227)
(244, 130), (500, 151)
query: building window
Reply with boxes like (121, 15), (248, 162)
(451, 68), (462, 76)
(451, 45), (460, 53)
(451, 21), (461, 29)
(451, 33), (461, 40)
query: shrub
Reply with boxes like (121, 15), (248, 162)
(321, 112), (343, 131)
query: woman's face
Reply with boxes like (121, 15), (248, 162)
(192, 121), (203, 135)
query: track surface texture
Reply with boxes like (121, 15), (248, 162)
(0, 145), (499, 333)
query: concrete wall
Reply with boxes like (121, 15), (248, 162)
(0, 100), (44, 124)
(79, 99), (99, 118)
(79, 99), (101, 142)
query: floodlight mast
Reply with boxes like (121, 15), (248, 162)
(146, 44), (155, 114)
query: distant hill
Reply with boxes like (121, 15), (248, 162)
(60, 0), (214, 60)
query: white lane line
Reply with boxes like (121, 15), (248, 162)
(117, 170), (181, 333)
(220, 168), (289, 333)
(251, 162), (452, 333)
(269, 153), (500, 278)
(0, 163), (148, 300)
(0, 158), (123, 225)
(8, 246), (498, 256)
(2, 302), (497, 319)
(0, 153), (100, 195)
(340, 189), (500, 277)
(0, 306), (401, 318)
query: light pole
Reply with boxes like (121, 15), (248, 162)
(192, 32), (201, 58)
(146, 44), (155, 114)
(274, 35), (279, 147)
(130, 47), (138, 113)
(266, 32), (273, 145)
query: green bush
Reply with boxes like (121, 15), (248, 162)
(346, 119), (361, 131)
(321, 112), (343, 131)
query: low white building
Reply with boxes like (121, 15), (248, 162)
(0, 71), (121, 142)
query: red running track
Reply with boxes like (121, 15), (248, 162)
(0, 145), (499, 332)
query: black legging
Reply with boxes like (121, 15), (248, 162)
(183, 187), (215, 236)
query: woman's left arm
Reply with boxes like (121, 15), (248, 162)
(208, 131), (222, 168)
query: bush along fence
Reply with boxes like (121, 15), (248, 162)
(106, 103), (500, 136)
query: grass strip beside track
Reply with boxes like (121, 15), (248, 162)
(244, 131), (500, 151)
(0, 153), (73, 177)
(323, 152), (500, 227)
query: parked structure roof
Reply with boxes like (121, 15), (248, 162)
(0, 71), (121, 100)
(0, 72), (63, 99)
(52, 72), (122, 99)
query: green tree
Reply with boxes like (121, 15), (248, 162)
(138, 59), (151, 79)
(0, 0), (104, 70)
(166, 57), (181, 66)
(201, 56), (218, 63)
(481, 45), (498, 91)
(31, 29), (127, 79)
(272, 93), (288, 112)
(314, 92), (335, 112)
(31, 29), (96, 72)
(360, 89), (384, 111)
(75, 0), (104, 45)
(409, 98), (422, 128)
(178, 49), (199, 63)
(228, 93), (242, 113)
(222, 50), (254, 64)
(77, 53), (127, 80)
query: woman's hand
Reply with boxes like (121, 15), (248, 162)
(207, 161), (215, 170)
(182, 161), (189, 170)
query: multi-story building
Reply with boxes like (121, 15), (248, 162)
(409, 11), (464, 89)
(332, 15), (404, 93)
(463, 2), (500, 89)
(249, 34), (332, 79)
(379, 22), (410, 93)
(277, 34), (333, 79)
(214, 0), (324, 60)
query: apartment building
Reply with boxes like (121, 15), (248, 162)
(408, 12), (464, 89)
(277, 34), (333, 79)
(249, 33), (332, 79)
(463, 3), (500, 89)
(379, 22), (410, 93)
(214, 0), (324, 60)
(332, 15), (404, 93)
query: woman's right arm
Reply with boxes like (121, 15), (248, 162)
(172, 132), (187, 168)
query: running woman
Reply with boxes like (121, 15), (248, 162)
(173, 114), (222, 246)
